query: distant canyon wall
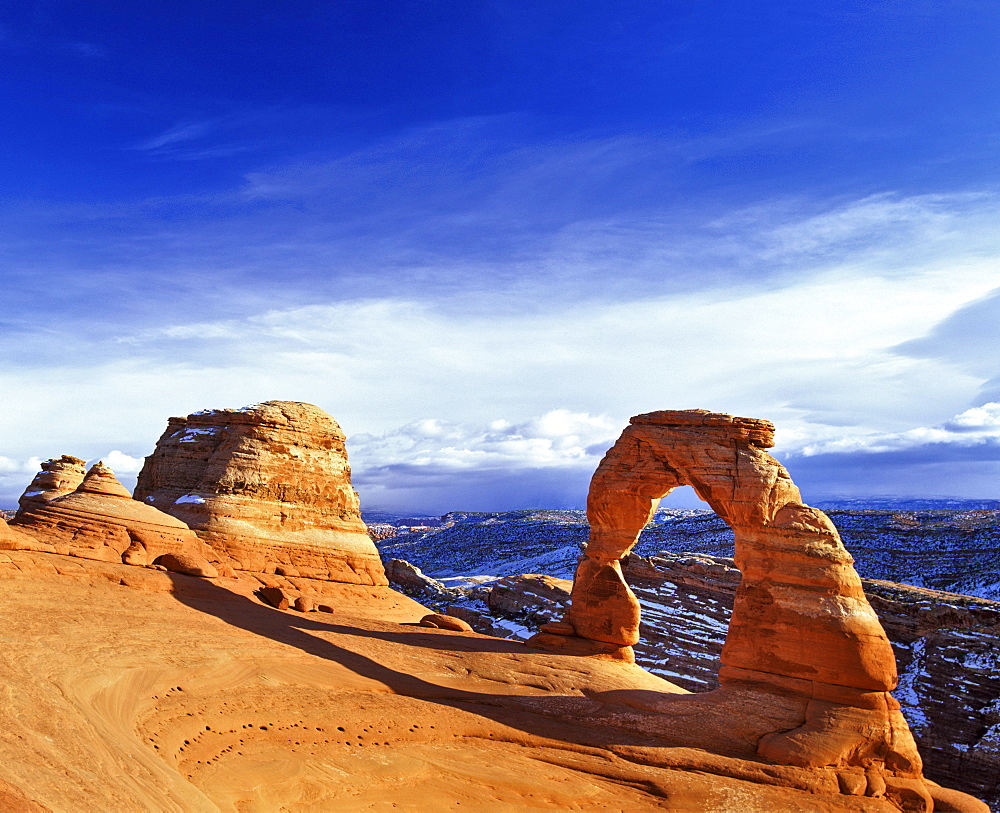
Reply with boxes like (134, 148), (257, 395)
(378, 507), (1000, 601)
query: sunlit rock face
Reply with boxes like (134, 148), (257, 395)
(10, 462), (217, 575)
(530, 409), (932, 808)
(14, 455), (86, 514)
(0, 517), (35, 551)
(621, 552), (1000, 811)
(134, 401), (387, 586)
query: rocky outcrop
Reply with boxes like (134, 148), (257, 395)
(0, 517), (36, 551)
(487, 573), (571, 617)
(134, 401), (386, 586)
(11, 462), (217, 576)
(15, 455), (86, 513)
(384, 558), (448, 595)
(529, 409), (938, 810)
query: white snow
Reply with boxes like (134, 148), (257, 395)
(438, 575), (502, 589)
(892, 637), (929, 734)
(963, 651), (999, 670)
(176, 427), (219, 443)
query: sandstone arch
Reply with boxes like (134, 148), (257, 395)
(529, 410), (932, 807)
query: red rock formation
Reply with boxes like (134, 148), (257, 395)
(0, 517), (37, 552)
(11, 462), (217, 576)
(529, 410), (935, 809)
(15, 454), (86, 513)
(134, 401), (387, 586)
(419, 612), (474, 632)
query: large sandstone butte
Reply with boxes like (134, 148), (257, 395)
(134, 401), (387, 586)
(529, 409), (944, 811)
(11, 461), (218, 576)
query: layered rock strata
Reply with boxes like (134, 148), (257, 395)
(11, 462), (217, 576)
(0, 517), (36, 551)
(134, 401), (386, 586)
(15, 454), (86, 512)
(528, 409), (933, 809)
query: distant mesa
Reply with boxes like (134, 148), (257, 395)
(134, 400), (387, 586)
(10, 461), (217, 577)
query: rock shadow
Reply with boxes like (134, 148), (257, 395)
(164, 573), (688, 755)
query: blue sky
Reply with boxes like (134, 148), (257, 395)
(2, 1), (999, 512)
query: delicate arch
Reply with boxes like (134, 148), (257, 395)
(529, 410), (926, 796)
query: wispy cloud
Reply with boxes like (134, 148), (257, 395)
(9, 121), (1000, 336)
(133, 119), (222, 152)
(785, 402), (1000, 457)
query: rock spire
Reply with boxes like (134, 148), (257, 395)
(15, 455), (86, 514)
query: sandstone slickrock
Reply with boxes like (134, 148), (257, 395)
(11, 462), (218, 576)
(0, 517), (37, 552)
(6, 545), (952, 813)
(528, 409), (938, 810)
(134, 401), (387, 586)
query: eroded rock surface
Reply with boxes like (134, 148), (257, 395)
(4, 548), (946, 813)
(529, 409), (938, 810)
(134, 401), (386, 586)
(0, 517), (36, 552)
(617, 552), (1000, 810)
(15, 454), (86, 512)
(11, 462), (217, 576)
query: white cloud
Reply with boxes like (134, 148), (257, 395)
(348, 410), (623, 479)
(0, 456), (42, 508)
(788, 403), (1000, 456)
(98, 450), (144, 474)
